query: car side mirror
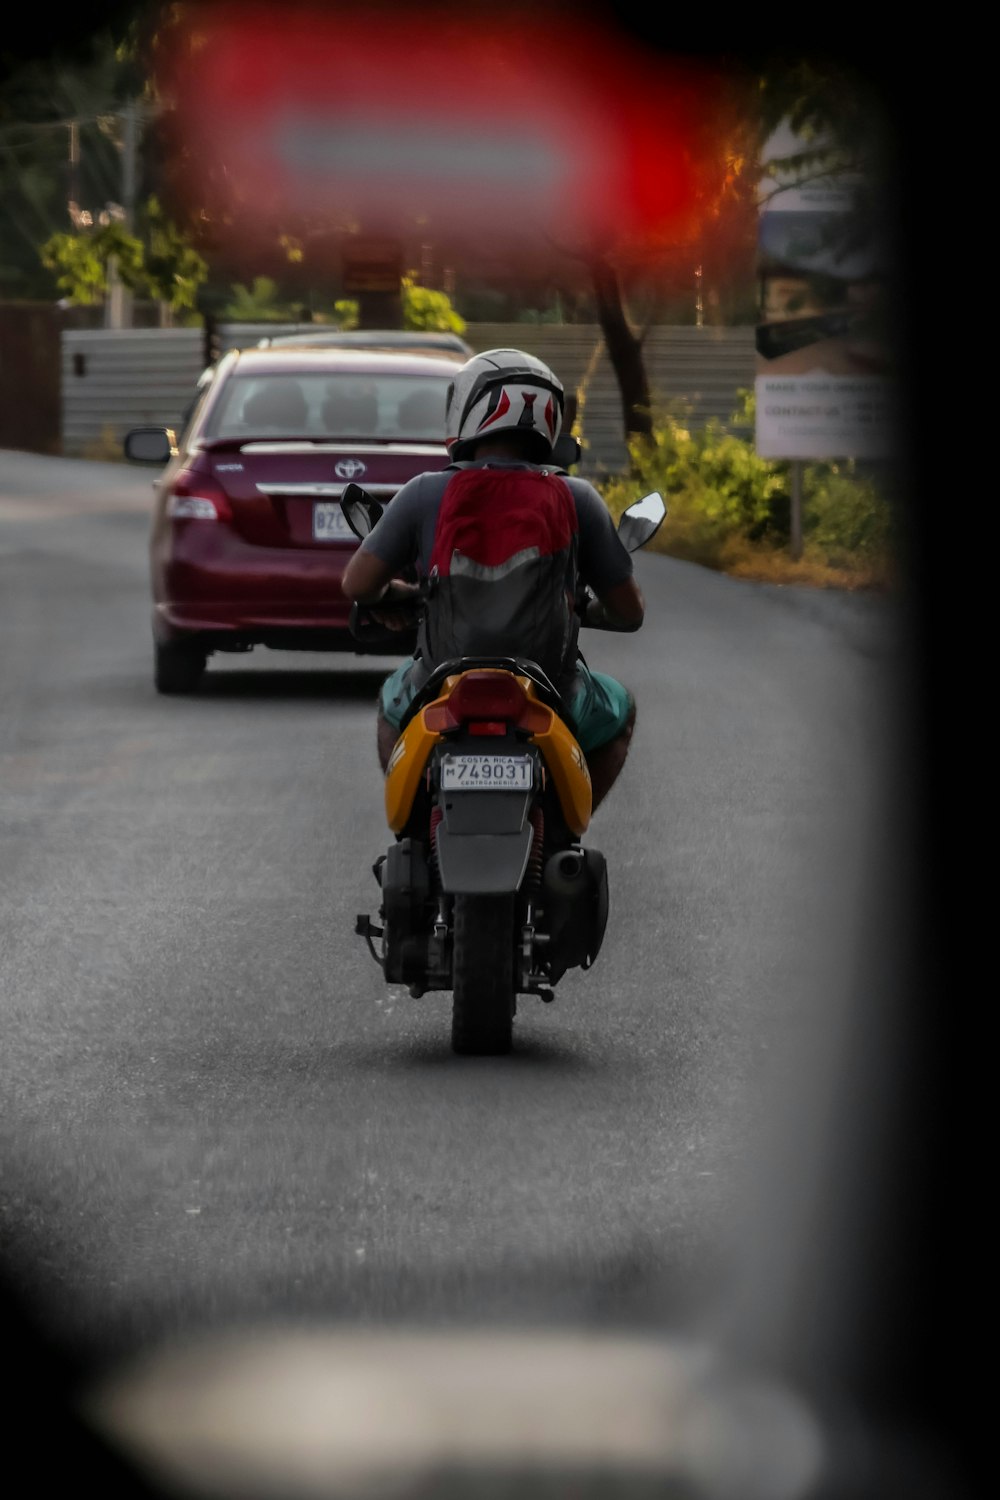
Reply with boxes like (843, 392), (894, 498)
(617, 491), (667, 552)
(340, 481), (384, 539)
(124, 427), (176, 465)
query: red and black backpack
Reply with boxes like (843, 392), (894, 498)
(418, 463), (581, 689)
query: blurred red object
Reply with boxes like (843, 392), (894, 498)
(155, 2), (721, 249)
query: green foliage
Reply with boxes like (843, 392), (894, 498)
(401, 276), (467, 333)
(220, 276), (298, 321)
(598, 388), (894, 588)
(800, 462), (894, 566)
(139, 195), (207, 315)
(227, 275), (466, 332)
(39, 195), (207, 313)
(516, 295), (570, 325)
(40, 221), (144, 304)
(601, 389), (786, 565)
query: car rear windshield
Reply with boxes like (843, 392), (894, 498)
(202, 372), (452, 441)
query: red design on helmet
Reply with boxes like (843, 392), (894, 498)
(445, 348), (565, 461)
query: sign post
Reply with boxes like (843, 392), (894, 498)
(790, 460), (803, 561)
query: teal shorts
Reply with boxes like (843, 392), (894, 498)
(379, 657), (633, 755)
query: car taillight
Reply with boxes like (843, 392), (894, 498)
(167, 471), (233, 522)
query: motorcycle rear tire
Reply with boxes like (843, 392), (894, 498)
(451, 894), (515, 1056)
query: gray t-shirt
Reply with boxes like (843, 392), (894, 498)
(360, 459), (634, 595)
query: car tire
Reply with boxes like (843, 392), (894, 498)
(155, 639), (208, 695)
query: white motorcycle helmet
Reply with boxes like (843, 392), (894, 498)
(445, 348), (565, 462)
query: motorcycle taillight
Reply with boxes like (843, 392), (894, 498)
(424, 671), (552, 736)
(447, 672), (527, 721)
(467, 721), (509, 737)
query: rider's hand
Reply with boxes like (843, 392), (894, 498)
(370, 580), (420, 630)
(583, 580), (644, 632)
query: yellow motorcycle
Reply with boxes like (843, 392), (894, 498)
(341, 485), (666, 1055)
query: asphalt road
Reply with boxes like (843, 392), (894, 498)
(1, 449), (953, 1498)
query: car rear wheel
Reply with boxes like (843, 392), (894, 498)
(155, 639), (208, 694)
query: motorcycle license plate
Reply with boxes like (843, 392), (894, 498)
(440, 754), (533, 790)
(313, 502), (354, 541)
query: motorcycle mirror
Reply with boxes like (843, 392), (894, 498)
(551, 433), (582, 469)
(340, 482), (384, 540)
(617, 491), (667, 552)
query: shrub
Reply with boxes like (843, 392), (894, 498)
(596, 389), (895, 590)
(801, 463), (894, 567)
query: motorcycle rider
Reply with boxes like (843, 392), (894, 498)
(340, 348), (645, 813)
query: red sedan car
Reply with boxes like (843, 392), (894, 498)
(124, 345), (463, 693)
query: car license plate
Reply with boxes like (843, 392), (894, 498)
(440, 754), (533, 791)
(313, 502), (354, 541)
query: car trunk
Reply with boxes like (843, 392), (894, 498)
(201, 440), (450, 547)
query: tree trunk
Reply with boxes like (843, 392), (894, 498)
(588, 251), (653, 450)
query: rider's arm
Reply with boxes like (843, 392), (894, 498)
(341, 476), (424, 606)
(585, 576), (645, 631)
(341, 547), (397, 604)
(571, 480), (645, 631)
(341, 548), (420, 630)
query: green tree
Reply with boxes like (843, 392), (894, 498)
(401, 275), (467, 334)
(139, 193), (208, 318)
(0, 28), (139, 299)
(219, 276), (297, 322)
(40, 219), (144, 304)
(39, 194), (207, 316)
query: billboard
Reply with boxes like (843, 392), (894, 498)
(754, 120), (894, 461)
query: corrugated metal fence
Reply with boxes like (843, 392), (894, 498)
(60, 322), (756, 476)
(60, 327), (206, 459)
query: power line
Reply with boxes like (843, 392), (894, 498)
(0, 101), (156, 139)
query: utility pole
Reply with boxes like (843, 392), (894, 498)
(106, 100), (140, 329)
(120, 99), (138, 329)
(122, 99), (138, 231)
(67, 119), (81, 226)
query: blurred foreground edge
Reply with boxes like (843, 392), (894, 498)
(48, 1323), (969, 1500)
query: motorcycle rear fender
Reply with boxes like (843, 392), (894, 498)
(385, 675), (592, 838)
(435, 783), (535, 894)
(435, 826), (534, 894)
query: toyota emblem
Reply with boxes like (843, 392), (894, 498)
(335, 458), (367, 479)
